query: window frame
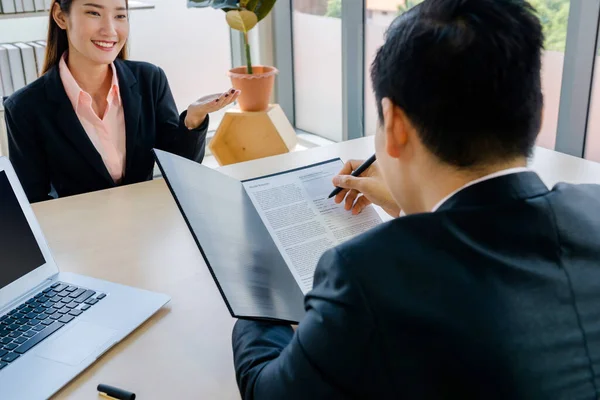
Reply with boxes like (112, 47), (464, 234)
(556, 0), (600, 157)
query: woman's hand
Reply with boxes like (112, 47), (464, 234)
(332, 159), (401, 217)
(184, 88), (241, 129)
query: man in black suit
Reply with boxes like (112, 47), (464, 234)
(232, 0), (600, 398)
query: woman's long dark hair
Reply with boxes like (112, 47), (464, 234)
(42, 0), (128, 74)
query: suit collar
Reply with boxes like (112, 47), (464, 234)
(436, 171), (549, 212)
(113, 58), (137, 88)
(43, 58), (142, 185)
(43, 65), (115, 184)
(432, 167), (531, 212)
(114, 59), (142, 181)
(57, 52), (123, 112)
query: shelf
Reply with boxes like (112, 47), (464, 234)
(0, 1), (154, 20)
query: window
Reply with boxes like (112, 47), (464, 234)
(532, 0), (570, 150)
(585, 31), (600, 162)
(364, 0), (407, 137)
(363, 0), (571, 151)
(292, 0), (343, 142)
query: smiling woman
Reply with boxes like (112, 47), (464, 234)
(43, 0), (130, 75)
(3, 0), (241, 203)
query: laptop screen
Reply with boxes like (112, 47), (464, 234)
(0, 171), (46, 289)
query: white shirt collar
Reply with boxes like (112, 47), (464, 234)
(398, 167), (531, 217)
(430, 167), (531, 212)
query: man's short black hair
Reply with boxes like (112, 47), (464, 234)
(371, 0), (544, 167)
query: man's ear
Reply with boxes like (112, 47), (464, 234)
(52, 2), (68, 30)
(382, 97), (409, 159)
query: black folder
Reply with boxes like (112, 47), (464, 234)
(153, 149), (306, 324)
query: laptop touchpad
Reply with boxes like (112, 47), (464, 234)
(35, 320), (118, 366)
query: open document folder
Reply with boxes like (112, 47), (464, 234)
(153, 149), (383, 324)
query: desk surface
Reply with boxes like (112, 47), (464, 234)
(31, 137), (600, 399)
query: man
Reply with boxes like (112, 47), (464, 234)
(232, 0), (600, 398)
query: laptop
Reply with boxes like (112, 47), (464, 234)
(0, 156), (170, 399)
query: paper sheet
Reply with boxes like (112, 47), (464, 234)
(243, 159), (383, 294)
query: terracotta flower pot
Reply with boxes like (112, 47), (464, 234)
(228, 65), (278, 112)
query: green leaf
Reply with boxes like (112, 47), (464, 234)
(246, 0), (276, 22)
(226, 9), (258, 32)
(528, 0), (569, 52)
(326, 0), (341, 18)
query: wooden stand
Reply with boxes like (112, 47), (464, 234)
(209, 104), (297, 166)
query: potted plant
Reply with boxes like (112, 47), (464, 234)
(188, 0), (278, 112)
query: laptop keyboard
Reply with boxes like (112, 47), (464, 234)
(0, 282), (106, 371)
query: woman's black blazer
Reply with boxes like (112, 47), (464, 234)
(4, 58), (208, 203)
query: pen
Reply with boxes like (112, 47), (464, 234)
(97, 383), (136, 400)
(328, 153), (377, 199)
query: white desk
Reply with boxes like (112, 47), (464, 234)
(219, 137), (600, 188)
(29, 136), (600, 399)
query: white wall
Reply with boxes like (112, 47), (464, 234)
(0, 1), (233, 131)
(127, 2), (232, 130)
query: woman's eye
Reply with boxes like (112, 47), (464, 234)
(116, 14), (128, 19)
(86, 11), (100, 16)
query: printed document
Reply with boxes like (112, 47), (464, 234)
(243, 159), (383, 293)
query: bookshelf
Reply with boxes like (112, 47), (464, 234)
(0, 1), (154, 19)
(0, 109), (6, 157)
(0, 10), (46, 19)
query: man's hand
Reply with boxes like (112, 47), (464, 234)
(332, 159), (401, 218)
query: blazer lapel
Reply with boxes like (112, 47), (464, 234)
(44, 66), (115, 185)
(114, 59), (142, 182)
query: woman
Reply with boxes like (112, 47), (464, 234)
(4, 0), (239, 203)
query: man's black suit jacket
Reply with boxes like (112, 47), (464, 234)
(233, 172), (600, 400)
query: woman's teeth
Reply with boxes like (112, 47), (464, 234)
(93, 41), (115, 48)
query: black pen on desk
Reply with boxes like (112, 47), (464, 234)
(98, 383), (136, 400)
(328, 153), (377, 199)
